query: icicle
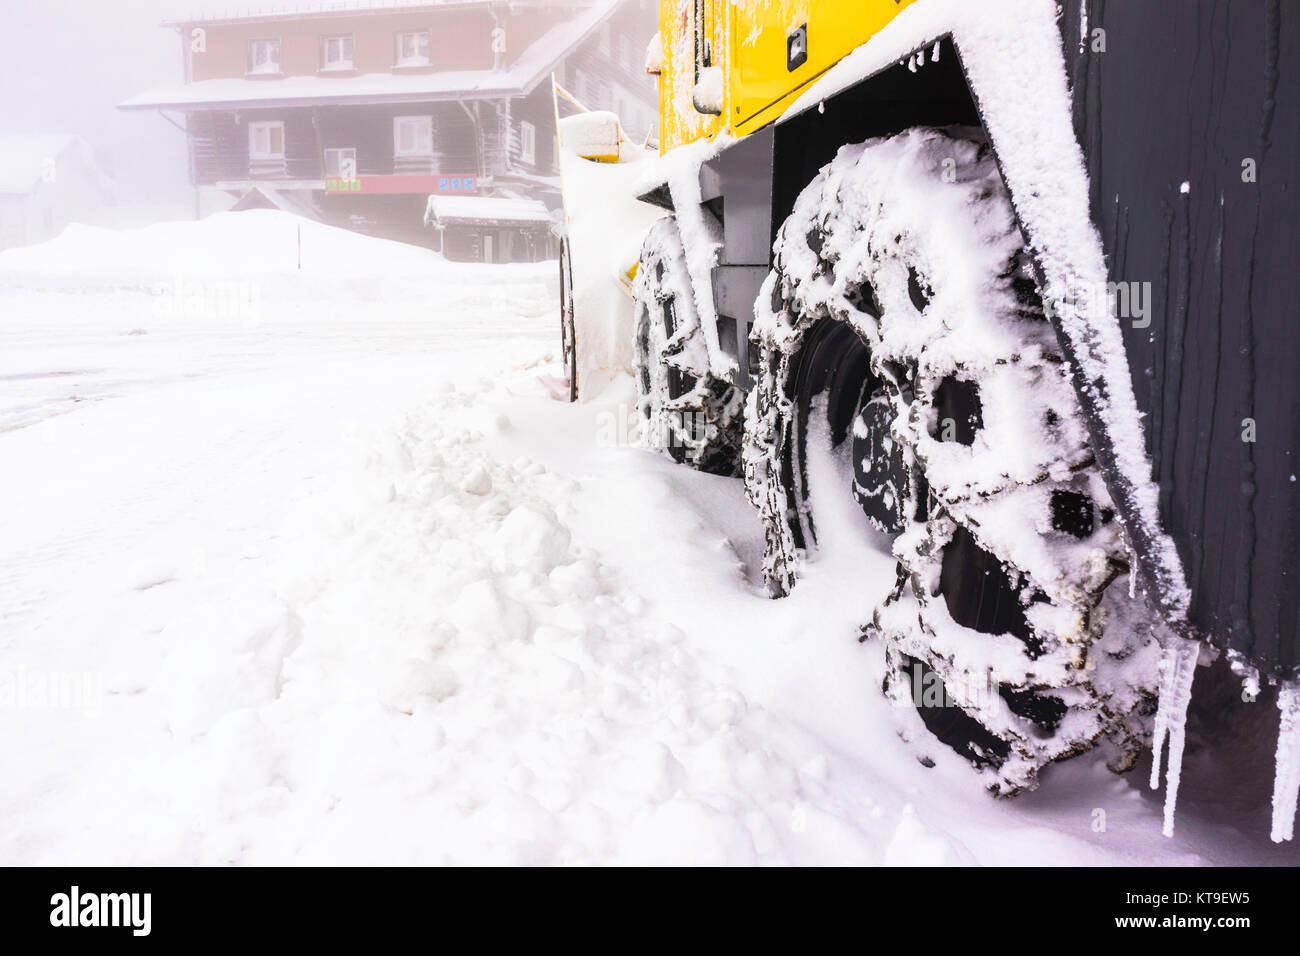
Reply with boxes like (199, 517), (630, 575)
(1148, 636), (1200, 837)
(1270, 681), (1300, 842)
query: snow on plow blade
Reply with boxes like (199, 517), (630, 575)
(560, 109), (622, 163)
(554, 81), (665, 401)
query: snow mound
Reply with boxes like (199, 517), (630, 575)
(0, 210), (557, 330)
(1, 269), (1293, 863)
(0, 211), (445, 280)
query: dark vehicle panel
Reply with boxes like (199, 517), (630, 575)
(1062, 0), (1298, 677)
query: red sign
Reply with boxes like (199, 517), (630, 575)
(324, 175), (478, 196)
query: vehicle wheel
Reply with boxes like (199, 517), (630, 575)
(558, 235), (578, 403)
(633, 217), (745, 477)
(744, 128), (1161, 794)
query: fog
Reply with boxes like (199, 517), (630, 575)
(0, 0), (205, 213)
(0, 0), (630, 220)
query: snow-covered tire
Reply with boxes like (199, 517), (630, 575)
(744, 129), (1161, 794)
(633, 217), (745, 476)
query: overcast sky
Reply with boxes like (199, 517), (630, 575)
(0, 1), (606, 212)
(0, 1), (207, 207)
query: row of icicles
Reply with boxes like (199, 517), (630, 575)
(1148, 635), (1300, 843)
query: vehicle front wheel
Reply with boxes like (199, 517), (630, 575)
(744, 129), (1161, 794)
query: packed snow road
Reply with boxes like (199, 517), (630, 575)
(0, 214), (1292, 865)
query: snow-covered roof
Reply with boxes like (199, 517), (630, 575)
(0, 133), (87, 195)
(424, 195), (552, 225)
(231, 185), (325, 220)
(124, 67), (530, 111)
(163, 0), (587, 28)
(123, 0), (616, 111)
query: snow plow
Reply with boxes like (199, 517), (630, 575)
(556, 0), (1298, 839)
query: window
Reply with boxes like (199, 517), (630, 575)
(590, 76), (610, 111)
(618, 35), (632, 70)
(519, 121), (536, 165)
(321, 35), (354, 70)
(247, 38), (281, 75)
(693, 0), (712, 79)
(599, 24), (611, 55)
(393, 116), (433, 157)
(575, 68), (606, 110)
(324, 147), (357, 179)
(396, 31), (431, 66)
(249, 121), (285, 159)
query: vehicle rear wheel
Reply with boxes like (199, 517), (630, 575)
(633, 217), (745, 477)
(744, 128), (1161, 794)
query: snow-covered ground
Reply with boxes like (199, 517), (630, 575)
(0, 212), (1293, 865)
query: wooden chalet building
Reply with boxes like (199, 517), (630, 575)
(120, 0), (656, 259)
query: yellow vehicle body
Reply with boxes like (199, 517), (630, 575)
(657, 0), (919, 152)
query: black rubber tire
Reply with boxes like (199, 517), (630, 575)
(744, 129), (1160, 794)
